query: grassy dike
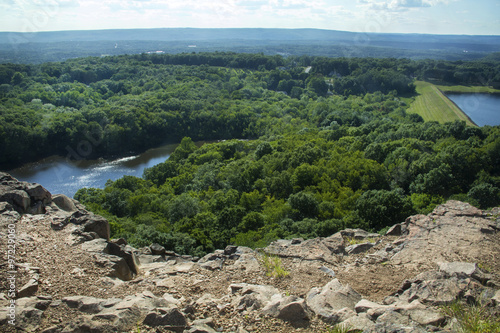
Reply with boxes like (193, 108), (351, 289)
(407, 81), (476, 126)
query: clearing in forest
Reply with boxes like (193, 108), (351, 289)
(408, 80), (476, 126)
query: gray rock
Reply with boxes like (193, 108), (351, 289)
(306, 279), (362, 323)
(82, 214), (110, 240)
(276, 296), (312, 322)
(187, 324), (217, 333)
(319, 266), (336, 277)
(230, 283), (281, 312)
(233, 253), (260, 272)
(385, 223), (403, 236)
(62, 296), (106, 314)
(0, 186), (30, 213)
(339, 313), (376, 332)
(15, 307), (44, 332)
(143, 308), (187, 328)
(405, 308), (445, 326)
(24, 183), (51, 204)
(438, 262), (476, 275)
(150, 243), (166, 255)
(0, 201), (13, 213)
(376, 310), (410, 326)
(17, 278), (39, 298)
(61, 315), (115, 332)
(95, 253), (135, 281)
(354, 299), (387, 313)
(493, 289), (500, 305)
(52, 194), (77, 212)
(402, 276), (464, 305)
(224, 245), (238, 255)
(200, 258), (224, 270)
(437, 262), (485, 282)
(345, 242), (375, 255)
(264, 233), (344, 263)
(106, 241), (139, 276)
(81, 238), (108, 252)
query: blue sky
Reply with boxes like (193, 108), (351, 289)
(1, 0), (499, 35)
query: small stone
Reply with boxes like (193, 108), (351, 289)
(18, 278), (39, 298)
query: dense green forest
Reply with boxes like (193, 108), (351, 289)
(1, 52), (500, 256)
(1, 52), (499, 168)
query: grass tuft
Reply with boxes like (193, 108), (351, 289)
(441, 300), (500, 333)
(259, 252), (290, 278)
(346, 237), (376, 245)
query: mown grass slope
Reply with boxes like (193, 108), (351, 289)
(408, 81), (476, 126)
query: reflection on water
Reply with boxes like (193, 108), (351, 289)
(9, 143), (179, 198)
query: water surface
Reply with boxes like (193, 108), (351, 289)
(446, 93), (500, 127)
(9, 143), (179, 198)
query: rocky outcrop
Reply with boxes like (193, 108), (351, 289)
(0, 172), (51, 214)
(1, 174), (499, 333)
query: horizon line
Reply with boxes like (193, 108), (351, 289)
(1, 27), (499, 38)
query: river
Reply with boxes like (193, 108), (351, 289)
(8, 143), (180, 198)
(446, 93), (500, 127)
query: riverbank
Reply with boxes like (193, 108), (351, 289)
(407, 81), (476, 126)
(437, 84), (500, 95)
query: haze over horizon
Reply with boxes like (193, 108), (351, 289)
(1, 0), (499, 36)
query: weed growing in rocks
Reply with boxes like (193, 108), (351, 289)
(441, 300), (500, 333)
(259, 253), (290, 278)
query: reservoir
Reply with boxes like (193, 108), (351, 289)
(446, 93), (500, 127)
(8, 143), (180, 198)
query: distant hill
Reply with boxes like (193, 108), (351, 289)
(1, 28), (500, 63)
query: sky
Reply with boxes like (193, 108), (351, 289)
(0, 0), (499, 35)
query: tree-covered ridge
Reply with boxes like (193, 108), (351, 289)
(75, 115), (500, 257)
(2, 52), (500, 256)
(1, 52), (499, 169)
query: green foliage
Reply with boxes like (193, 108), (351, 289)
(467, 183), (500, 209)
(441, 300), (500, 333)
(259, 253), (289, 278)
(355, 189), (414, 230)
(9, 52), (499, 257)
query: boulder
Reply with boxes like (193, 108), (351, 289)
(264, 233), (344, 263)
(150, 243), (166, 255)
(106, 242), (140, 276)
(401, 275), (464, 305)
(0, 201), (13, 213)
(17, 278), (39, 298)
(82, 214), (110, 240)
(0, 186), (30, 213)
(338, 313), (375, 332)
(354, 299), (387, 313)
(345, 242), (375, 255)
(143, 308), (187, 329)
(224, 245), (238, 256)
(230, 283), (281, 311)
(405, 308), (445, 326)
(51, 194), (77, 212)
(233, 253), (261, 272)
(376, 310), (410, 326)
(385, 223), (404, 236)
(15, 307), (44, 332)
(306, 279), (362, 323)
(95, 253), (135, 281)
(24, 183), (51, 204)
(62, 296), (107, 314)
(276, 296), (312, 322)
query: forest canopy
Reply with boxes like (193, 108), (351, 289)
(1, 52), (499, 256)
